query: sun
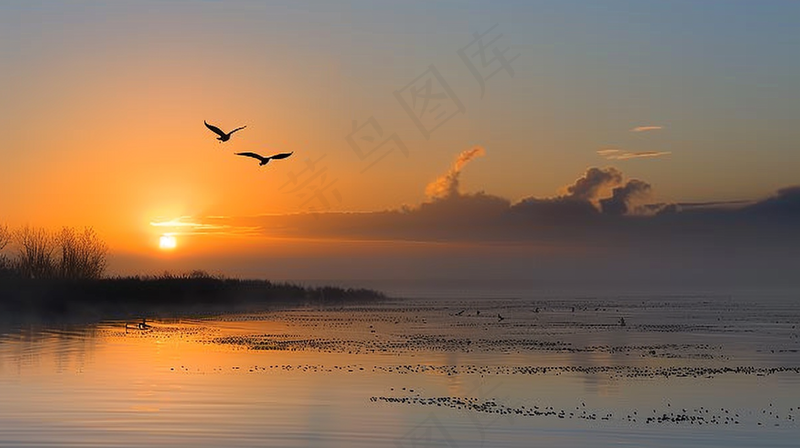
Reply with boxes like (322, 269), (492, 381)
(159, 234), (177, 250)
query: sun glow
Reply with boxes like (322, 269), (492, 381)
(159, 234), (177, 250)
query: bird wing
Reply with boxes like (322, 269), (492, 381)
(235, 152), (265, 161)
(267, 151), (294, 160)
(229, 125), (247, 135)
(205, 121), (226, 137)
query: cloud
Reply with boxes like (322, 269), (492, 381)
(149, 216), (258, 236)
(598, 149), (672, 160)
(136, 172), (800, 290)
(150, 216), (223, 229)
(596, 148), (621, 157)
(425, 146), (486, 200)
(676, 200), (753, 209)
(156, 158), (799, 253)
(509, 196), (600, 224)
(741, 185), (800, 217)
(599, 180), (652, 215)
(564, 167), (623, 202)
(630, 125), (664, 132)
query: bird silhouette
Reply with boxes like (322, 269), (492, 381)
(497, 313), (505, 322)
(236, 151), (294, 166)
(205, 120), (246, 142)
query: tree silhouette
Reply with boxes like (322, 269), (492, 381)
(56, 226), (108, 280)
(0, 224), (8, 251)
(12, 225), (57, 279)
(5, 225), (108, 280)
(0, 224), (10, 273)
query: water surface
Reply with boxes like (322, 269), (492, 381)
(1, 295), (799, 447)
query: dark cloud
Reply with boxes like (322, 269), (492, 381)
(509, 197), (600, 225)
(158, 165), (798, 252)
(676, 200), (753, 209)
(564, 167), (623, 201)
(140, 164), (800, 289)
(600, 180), (652, 215)
(741, 185), (800, 217)
(417, 192), (510, 222)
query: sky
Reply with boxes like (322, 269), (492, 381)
(1, 1), (798, 289)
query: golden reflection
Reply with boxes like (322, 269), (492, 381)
(1, 299), (799, 446)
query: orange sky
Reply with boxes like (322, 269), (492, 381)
(2, 2), (799, 281)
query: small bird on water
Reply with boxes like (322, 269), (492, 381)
(125, 318), (151, 332)
(204, 120), (247, 142)
(236, 151), (294, 166)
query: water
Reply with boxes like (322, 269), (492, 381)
(1, 294), (799, 447)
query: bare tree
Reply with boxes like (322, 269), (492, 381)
(13, 225), (56, 279)
(56, 226), (108, 280)
(0, 224), (10, 272)
(0, 224), (9, 251)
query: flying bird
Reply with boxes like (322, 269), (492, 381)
(236, 151), (294, 166)
(204, 120), (246, 142)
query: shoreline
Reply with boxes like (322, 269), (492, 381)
(0, 274), (385, 324)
